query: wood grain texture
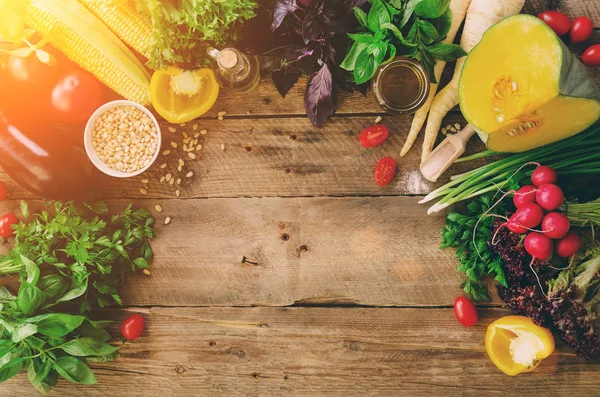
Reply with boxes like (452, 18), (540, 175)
(2, 307), (598, 397)
(0, 196), (498, 308)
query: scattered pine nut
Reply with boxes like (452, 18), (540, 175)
(165, 173), (172, 181)
(186, 171), (194, 178)
(192, 139), (198, 146)
(454, 123), (461, 130)
(194, 132), (200, 138)
(141, 178), (149, 184)
(140, 188), (148, 195)
(200, 129), (207, 135)
(177, 164), (183, 172)
(441, 128), (447, 135)
(182, 132), (189, 139)
(221, 144), (225, 151)
(160, 176), (166, 183)
(218, 111), (227, 116)
(445, 124), (452, 130)
(143, 269), (151, 276)
(168, 127), (177, 133)
(169, 179), (175, 185)
(188, 152), (196, 159)
(160, 163), (167, 169)
(178, 158), (184, 166)
(196, 145), (203, 151)
(155, 204), (163, 213)
(162, 150), (171, 156)
(450, 127), (457, 133)
(170, 142), (178, 149)
(375, 115), (382, 124)
(180, 123), (186, 127)
(176, 178), (182, 185)
(183, 144), (188, 151)
(164, 217), (171, 225)
(175, 190), (181, 197)
(193, 124), (199, 130)
(217, 116), (224, 121)
(183, 137), (191, 144)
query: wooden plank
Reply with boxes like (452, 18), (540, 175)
(0, 196), (500, 307)
(45, 114), (485, 201)
(2, 307), (597, 396)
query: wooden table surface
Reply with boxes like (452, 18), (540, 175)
(3, 1), (600, 395)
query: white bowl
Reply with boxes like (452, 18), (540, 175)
(84, 100), (161, 178)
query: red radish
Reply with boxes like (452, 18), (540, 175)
(525, 232), (554, 261)
(555, 232), (581, 258)
(512, 202), (544, 228)
(535, 184), (564, 211)
(541, 212), (570, 239)
(507, 216), (528, 234)
(531, 166), (557, 187)
(513, 185), (537, 208)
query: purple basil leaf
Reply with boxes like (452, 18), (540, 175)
(272, 0), (298, 32)
(302, 10), (324, 44)
(298, 0), (319, 10)
(304, 63), (336, 128)
(272, 69), (302, 98)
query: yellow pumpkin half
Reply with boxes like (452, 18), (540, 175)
(459, 14), (600, 153)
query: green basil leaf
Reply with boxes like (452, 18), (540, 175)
(86, 319), (112, 330)
(381, 23), (417, 47)
(432, 8), (452, 40)
(59, 337), (119, 357)
(38, 274), (69, 303)
(86, 351), (119, 363)
(427, 43), (467, 61)
(354, 50), (378, 85)
(133, 257), (149, 269)
(12, 323), (37, 343)
(28, 358), (51, 385)
(54, 356), (96, 385)
(79, 322), (111, 343)
(347, 32), (377, 44)
(37, 314), (85, 338)
(0, 287), (16, 303)
(17, 283), (45, 316)
(382, 43), (397, 65)
(372, 41), (388, 65)
(341, 41), (369, 71)
(415, 0), (450, 19)
(25, 336), (46, 349)
(367, 0), (391, 33)
(353, 7), (368, 28)
(399, 0), (419, 29)
(54, 278), (88, 305)
(418, 19), (439, 44)
(0, 357), (26, 382)
(21, 255), (40, 285)
(385, 2), (401, 17)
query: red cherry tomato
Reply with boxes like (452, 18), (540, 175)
(0, 182), (8, 201)
(374, 157), (396, 186)
(121, 314), (145, 340)
(538, 11), (571, 36)
(570, 16), (593, 43)
(359, 125), (390, 148)
(0, 213), (18, 238)
(454, 296), (478, 327)
(51, 70), (104, 124)
(583, 44), (600, 67)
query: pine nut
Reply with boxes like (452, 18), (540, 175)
(175, 190), (181, 197)
(374, 116), (382, 123)
(162, 150), (171, 156)
(155, 205), (163, 212)
(186, 171), (194, 178)
(188, 152), (196, 159)
(140, 188), (148, 195)
(160, 163), (167, 169)
(176, 178), (182, 185)
(200, 129), (207, 135)
(143, 269), (151, 276)
(164, 217), (171, 225)
(141, 178), (149, 184)
(170, 142), (178, 149)
(168, 127), (177, 133)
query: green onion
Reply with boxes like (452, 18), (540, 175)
(563, 199), (600, 228)
(421, 125), (600, 214)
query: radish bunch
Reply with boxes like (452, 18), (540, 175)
(505, 165), (581, 261)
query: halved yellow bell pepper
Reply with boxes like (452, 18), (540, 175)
(486, 316), (555, 376)
(150, 67), (219, 124)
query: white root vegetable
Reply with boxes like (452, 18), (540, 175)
(400, 0), (472, 158)
(420, 0), (526, 162)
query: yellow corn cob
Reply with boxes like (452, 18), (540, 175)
(25, 0), (151, 105)
(79, 0), (152, 60)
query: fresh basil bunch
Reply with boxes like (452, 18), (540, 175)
(341, 0), (467, 84)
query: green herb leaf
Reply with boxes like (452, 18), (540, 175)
(21, 255), (40, 285)
(367, 0), (391, 33)
(341, 41), (369, 71)
(0, 287), (16, 303)
(59, 337), (119, 357)
(53, 356), (96, 385)
(17, 282), (44, 316)
(36, 314), (85, 338)
(38, 274), (69, 302)
(399, 0), (419, 29)
(432, 8), (452, 40)
(428, 43), (467, 61)
(28, 358), (52, 393)
(381, 23), (417, 47)
(353, 7), (368, 29)
(414, 0), (450, 19)
(347, 33), (377, 44)
(417, 20), (438, 44)
(0, 357), (26, 382)
(12, 323), (37, 343)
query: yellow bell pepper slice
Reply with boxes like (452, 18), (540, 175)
(150, 67), (219, 124)
(486, 315), (555, 376)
